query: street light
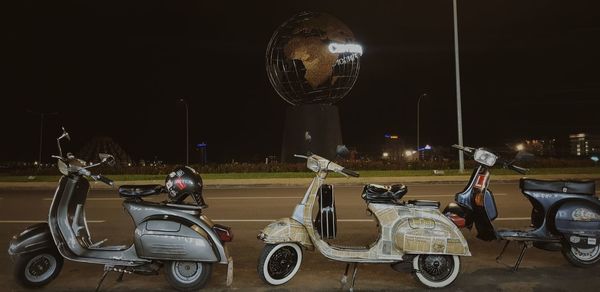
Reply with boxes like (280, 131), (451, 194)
(178, 98), (189, 165)
(27, 110), (58, 166)
(416, 92), (428, 160)
(453, 0), (465, 172)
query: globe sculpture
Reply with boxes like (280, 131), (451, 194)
(266, 11), (361, 106)
(266, 12), (362, 161)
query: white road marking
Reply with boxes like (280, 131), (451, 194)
(495, 217), (530, 221)
(0, 220), (105, 224)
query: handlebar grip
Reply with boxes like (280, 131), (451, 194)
(341, 168), (360, 178)
(508, 164), (529, 175)
(96, 175), (114, 186)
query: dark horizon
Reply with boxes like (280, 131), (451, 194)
(3, 1), (600, 164)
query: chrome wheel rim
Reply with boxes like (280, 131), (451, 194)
(267, 246), (298, 280)
(419, 255), (454, 282)
(24, 254), (57, 283)
(572, 245), (600, 262)
(172, 261), (202, 284)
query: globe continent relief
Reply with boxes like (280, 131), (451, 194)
(266, 12), (361, 106)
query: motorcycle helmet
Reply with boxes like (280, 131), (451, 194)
(165, 166), (206, 206)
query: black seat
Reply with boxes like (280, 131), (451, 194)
(362, 184), (407, 204)
(118, 184), (165, 198)
(520, 179), (595, 195)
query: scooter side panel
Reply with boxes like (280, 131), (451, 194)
(258, 217), (314, 250)
(555, 201), (600, 243)
(389, 206), (471, 256)
(135, 220), (218, 262)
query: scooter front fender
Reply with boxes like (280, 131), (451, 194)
(8, 222), (57, 261)
(258, 218), (313, 250)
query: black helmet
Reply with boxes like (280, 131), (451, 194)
(165, 166), (205, 206)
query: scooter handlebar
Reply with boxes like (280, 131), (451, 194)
(341, 168), (360, 178)
(92, 174), (114, 186)
(451, 144), (475, 154)
(506, 163), (529, 175)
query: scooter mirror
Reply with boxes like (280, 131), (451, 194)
(304, 131), (312, 143)
(60, 127), (70, 141)
(515, 150), (534, 161)
(336, 145), (350, 158)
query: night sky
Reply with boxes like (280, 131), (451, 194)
(4, 1), (600, 163)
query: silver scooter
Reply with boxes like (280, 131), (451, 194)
(8, 128), (233, 291)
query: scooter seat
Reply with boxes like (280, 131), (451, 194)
(520, 179), (596, 195)
(119, 184), (165, 198)
(361, 184), (407, 203)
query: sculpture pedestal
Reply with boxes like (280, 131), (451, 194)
(281, 104), (342, 162)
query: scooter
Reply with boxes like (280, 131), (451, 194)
(8, 128), (234, 291)
(257, 146), (471, 290)
(443, 144), (600, 271)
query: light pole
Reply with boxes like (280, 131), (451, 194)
(453, 0), (465, 172)
(27, 110), (58, 165)
(416, 93), (428, 160)
(178, 98), (189, 165)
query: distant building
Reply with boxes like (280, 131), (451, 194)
(513, 138), (557, 157)
(569, 133), (600, 157)
(525, 139), (557, 157)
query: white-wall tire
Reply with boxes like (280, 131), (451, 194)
(257, 243), (303, 285)
(412, 254), (460, 288)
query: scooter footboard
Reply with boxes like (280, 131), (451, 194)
(135, 220), (219, 262)
(258, 218), (313, 250)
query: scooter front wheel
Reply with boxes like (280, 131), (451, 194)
(562, 242), (600, 267)
(257, 243), (303, 285)
(13, 249), (63, 288)
(412, 254), (460, 288)
(164, 260), (212, 291)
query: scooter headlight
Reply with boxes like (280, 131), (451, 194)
(474, 149), (497, 167)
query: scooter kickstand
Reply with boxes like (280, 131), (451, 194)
(496, 240), (511, 263)
(513, 242), (531, 272)
(116, 271), (125, 282)
(340, 263), (350, 288)
(95, 269), (110, 292)
(349, 263), (359, 292)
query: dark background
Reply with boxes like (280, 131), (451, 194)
(3, 1), (600, 163)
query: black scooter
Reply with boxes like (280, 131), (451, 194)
(443, 145), (600, 270)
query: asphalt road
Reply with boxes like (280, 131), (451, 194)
(1, 182), (600, 291)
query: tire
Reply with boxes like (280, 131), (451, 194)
(13, 249), (63, 288)
(412, 254), (460, 288)
(561, 242), (600, 268)
(164, 261), (212, 291)
(257, 243), (303, 285)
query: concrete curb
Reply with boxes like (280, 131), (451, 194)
(0, 174), (598, 190)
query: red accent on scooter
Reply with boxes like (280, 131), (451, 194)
(446, 213), (466, 228)
(213, 224), (233, 242)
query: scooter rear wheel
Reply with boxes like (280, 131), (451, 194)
(164, 260), (212, 291)
(258, 243), (303, 285)
(412, 254), (460, 288)
(562, 242), (600, 267)
(13, 249), (63, 288)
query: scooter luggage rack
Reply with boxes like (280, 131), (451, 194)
(495, 240), (533, 272)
